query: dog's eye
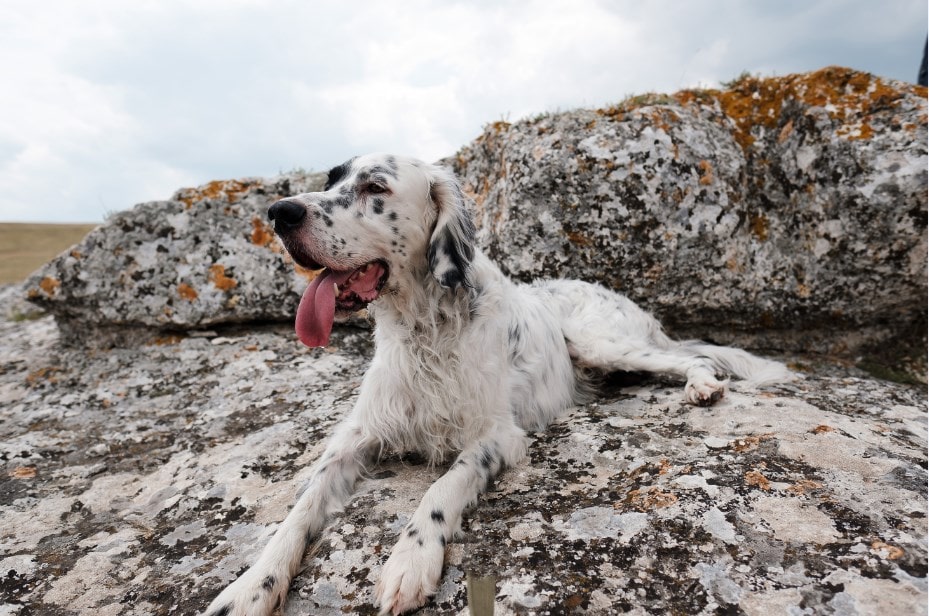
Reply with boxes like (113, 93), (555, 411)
(367, 184), (387, 195)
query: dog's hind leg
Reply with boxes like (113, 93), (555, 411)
(375, 422), (527, 615)
(567, 335), (729, 406)
(546, 279), (790, 406)
(204, 417), (378, 616)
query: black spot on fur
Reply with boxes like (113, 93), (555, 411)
(372, 198), (384, 215)
(427, 223), (475, 290)
(208, 605), (232, 616)
(479, 445), (495, 469)
(440, 535), (447, 546)
(417, 538), (424, 546)
(407, 528), (418, 538)
(262, 575), (275, 591)
(325, 159), (355, 191)
(323, 215), (333, 227)
(431, 509), (445, 523)
(508, 322), (522, 345)
(388, 211), (398, 221)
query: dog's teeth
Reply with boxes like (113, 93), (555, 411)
(333, 283), (339, 294)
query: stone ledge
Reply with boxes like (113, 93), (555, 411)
(1, 285), (924, 615)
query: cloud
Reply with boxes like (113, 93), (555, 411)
(0, 0), (925, 222)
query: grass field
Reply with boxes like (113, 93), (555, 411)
(0, 223), (99, 284)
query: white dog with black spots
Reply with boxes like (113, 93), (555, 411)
(204, 153), (792, 615)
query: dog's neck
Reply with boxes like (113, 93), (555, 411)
(371, 261), (480, 345)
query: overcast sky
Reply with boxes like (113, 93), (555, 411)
(1, 0), (925, 223)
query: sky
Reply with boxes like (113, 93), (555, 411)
(0, 0), (925, 223)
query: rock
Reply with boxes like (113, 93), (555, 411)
(448, 67), (928, 365)
(6, 69), (926, 612)
(22, 171), (328, 347)
(1, 284), (925, 615)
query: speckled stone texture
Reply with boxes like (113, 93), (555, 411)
(448, 67), (927, 363)
(22, 171), (327, 347)
(1, 285), (925, 615)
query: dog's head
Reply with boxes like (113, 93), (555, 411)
(268, 153), (476, 347)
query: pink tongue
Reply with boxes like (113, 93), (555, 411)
(295, 269), (354, 347)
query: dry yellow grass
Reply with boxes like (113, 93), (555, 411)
(0, 223), (98, 284)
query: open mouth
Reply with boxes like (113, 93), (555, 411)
(333, 261), (390, 313)
(295, 260), (389, 348)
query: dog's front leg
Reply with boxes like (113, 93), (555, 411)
(204, 417), (376, 616)
(375, 426), (526, 615)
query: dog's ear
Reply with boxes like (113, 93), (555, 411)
(426, 166), (476, 291)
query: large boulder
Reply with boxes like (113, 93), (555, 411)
(0, 285), (925, 615)
(23, 172), (326, 346)
(448, 67), (927, 361)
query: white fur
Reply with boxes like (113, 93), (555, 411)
(203, 154), (793, 616)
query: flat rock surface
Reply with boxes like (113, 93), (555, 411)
(1, 285), (925, 615)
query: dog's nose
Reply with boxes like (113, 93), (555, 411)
(268, 199), (307, 230)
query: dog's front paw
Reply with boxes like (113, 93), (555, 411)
(203, 569), (287, 616)
(375, 526), (445, 615)
(685, 377), (727, 407)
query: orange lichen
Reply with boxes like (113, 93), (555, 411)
(488, 120), (511, 133)
(604, 68), (923, 154)
(250, 217), (276, 247)
(871, 541), (905, 560)
(175, 179), (260, 209)
(208, 264), (238, 291)
(9, 466), (36, 479)
(732, 434), (775, 453)
(787, 479), (823, 495)
(657, 459), (672, 475)
(713, 67), (917, 150)
(812, 424), (835, 434)
(26, 366), (61, 387)
(745, 469), (771, 491)
(177, 282), (198, 301)
(698, 160), (714, 186)
(38, 276), (61, 296)
(626, 486), (678, 511)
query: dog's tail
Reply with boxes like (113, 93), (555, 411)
(676, 340), (795, 387)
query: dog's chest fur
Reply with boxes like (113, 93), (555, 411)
(357, 297), (511, 463)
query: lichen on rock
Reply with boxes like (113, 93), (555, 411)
(1, 287), (925, 614)
(448, 67), (927, 372)
(23, 171), (328, 347)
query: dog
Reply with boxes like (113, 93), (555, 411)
(203, 153), (792, 615)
